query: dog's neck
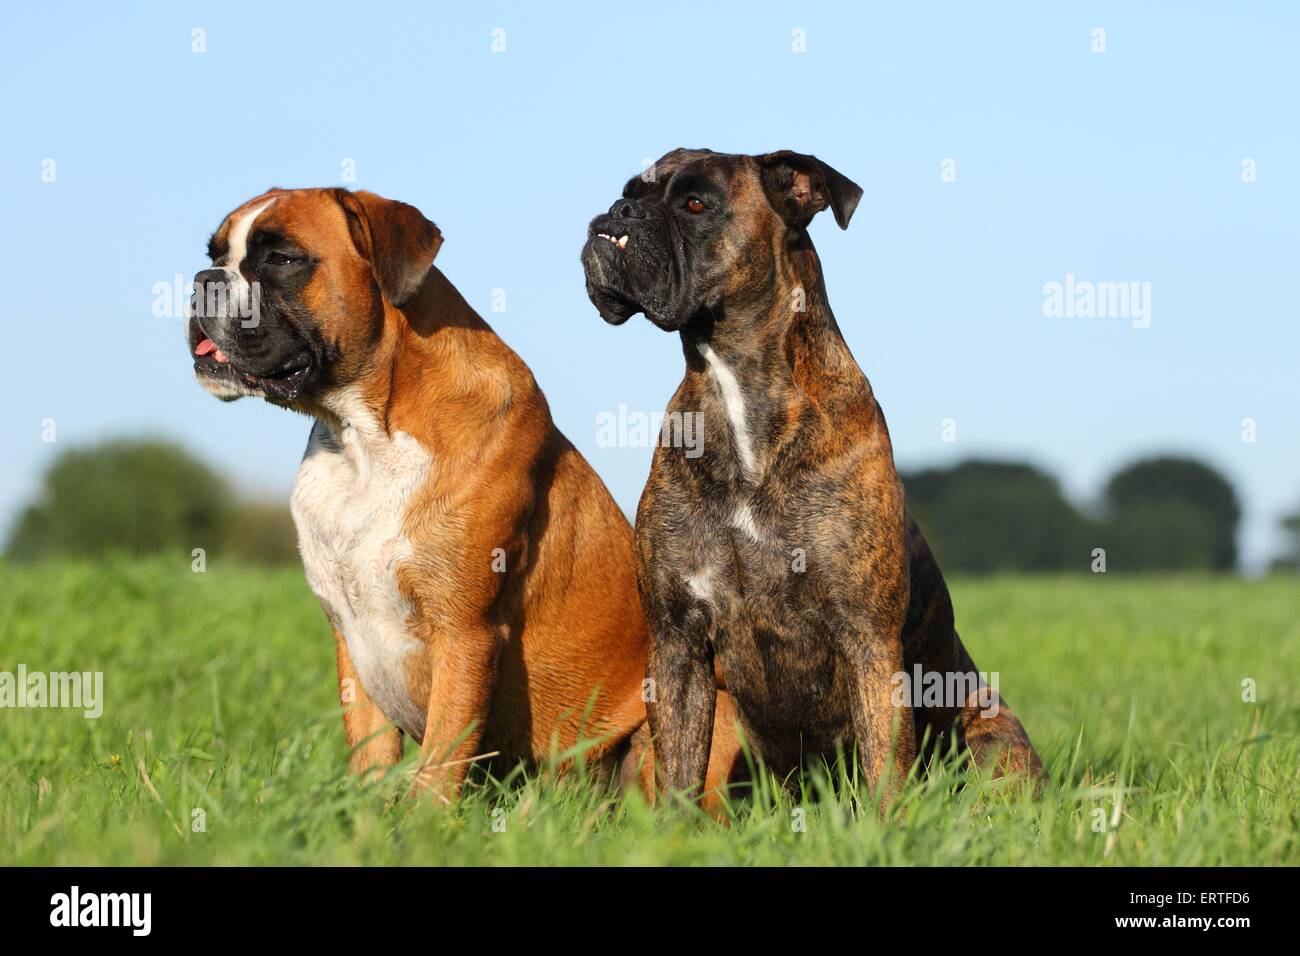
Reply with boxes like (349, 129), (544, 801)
(684, 238), (857, 379)
(678, 239), (871, 481)
(309, 267), (523, 451)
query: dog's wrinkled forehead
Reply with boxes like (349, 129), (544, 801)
(618, 147), (863, 232)
(206, 188), (354, 265)
(208, 191), (284, 265)
(622, 148), (746, 201)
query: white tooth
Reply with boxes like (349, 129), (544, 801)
(617, 235), (628, 249)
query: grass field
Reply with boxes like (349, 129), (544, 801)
(0, 558), (1296, 866)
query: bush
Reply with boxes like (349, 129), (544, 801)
(1102, 456), (1240, 570)
(1271, 503), (1300, 572)
(902, 460), (1091, 573)
(6, 439), (234, 561)
(1097, 500), (1216, 571)
(220, 500), (300, 565)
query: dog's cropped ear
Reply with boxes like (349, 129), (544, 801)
(758, 151), (863, 230)
(335, 190), (443, 307)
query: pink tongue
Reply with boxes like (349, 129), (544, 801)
(195, 338), (230, 364)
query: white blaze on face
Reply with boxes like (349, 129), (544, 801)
(192, 198), (280, 400)
(216, 198), (277, 297)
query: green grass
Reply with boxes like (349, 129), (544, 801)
(0, 558), (1296, 865)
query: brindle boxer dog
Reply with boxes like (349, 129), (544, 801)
(581, 149), (1044, 803)
(188, 187), (742, 802)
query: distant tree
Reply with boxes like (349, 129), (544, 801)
(902, 460), (1091, 573)
(1102, 456), (1240, 570)
(1099, 500), (1216, 571)
(221, 500), (300, 565)
(1271, 500), (1300, 572)
(5, 439), (233, 560)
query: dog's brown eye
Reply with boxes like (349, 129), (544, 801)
(685, 196), (706, 214)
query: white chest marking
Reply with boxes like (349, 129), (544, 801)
(697, 342), (757, 478)
(290, 410), (432, 740)
(731, 502), (763, 543)
(685, 570), (715, 603)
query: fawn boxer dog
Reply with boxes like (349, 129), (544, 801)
(188, 187), (741, 801)
(581, 149), (1044, 802)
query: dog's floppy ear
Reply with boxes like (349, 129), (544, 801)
(758, 151), (863, 230)
(335, 189), (443, 307)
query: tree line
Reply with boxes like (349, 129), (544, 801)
(6, 439), (1299, 573)
(902, 458), (1249, 573)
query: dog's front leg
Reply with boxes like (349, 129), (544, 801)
(411, 626), (501, 802)
(845, 634), (917, 807)
(647, 628), (718, 800)
(335, 628), (403, 778)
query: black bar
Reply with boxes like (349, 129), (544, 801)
(0, 866), (1280, 940)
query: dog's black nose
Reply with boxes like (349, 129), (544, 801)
(191, 269), (235, 320)
(610, 199), (647, 220)
(193, 268), (228, 289)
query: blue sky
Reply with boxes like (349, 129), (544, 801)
(2, 2), (1296, 569)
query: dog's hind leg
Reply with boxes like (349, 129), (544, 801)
(901, 517), (1044, 781)
(951, 636), (1044, 780)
